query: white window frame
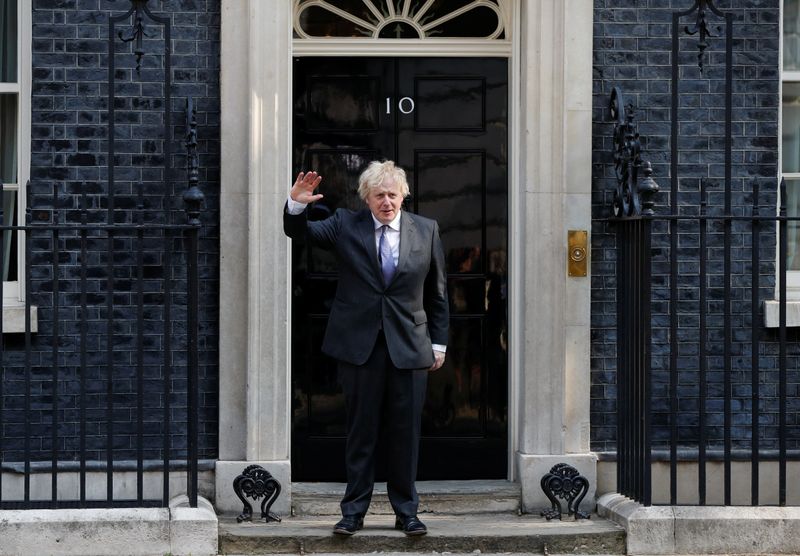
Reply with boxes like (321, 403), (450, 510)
(780, 2), (800, 295)
(0, 1), (33, 330)
(768, 0), (800, 325)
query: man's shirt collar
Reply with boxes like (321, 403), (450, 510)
(371, 210), (402, 231)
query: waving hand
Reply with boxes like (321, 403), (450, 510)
(290, 171), (324, 204)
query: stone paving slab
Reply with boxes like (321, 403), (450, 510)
(218, 513), (626, 555)
(220, 553), (800, 556)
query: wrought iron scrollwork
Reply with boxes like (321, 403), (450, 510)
(540, 463), (590, 521)
(683, 0), (724, 74)
(233, 465), (282, 523)
(610, 87), (658, 218)
(118, 0), (151, 73)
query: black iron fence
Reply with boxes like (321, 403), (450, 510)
(0, 1), (204, 509)
(608, 80), (795, 506)
(0, 182), (201, 509)
(612, 178), (798, 507)
(601, 0), (800, 507)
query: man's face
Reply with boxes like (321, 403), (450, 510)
(366, 177), (403, 225)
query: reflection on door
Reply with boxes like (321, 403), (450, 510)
(292, 57), (508, 480)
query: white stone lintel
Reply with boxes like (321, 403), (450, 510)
(599, 492), (800, 555)
(215, 459), (291, 517)
(516, 452), (597, 514)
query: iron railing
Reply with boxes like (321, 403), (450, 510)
(0, 0), (204, 509)
(602, 0), (800, 508)
(612, 177), (795, 507)
(0, 184), (201, 509)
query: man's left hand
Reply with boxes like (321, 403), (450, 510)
(429, 350), (445, 371)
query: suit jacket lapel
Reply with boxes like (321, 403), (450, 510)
(358, 210), (382, 281)
(395, 211), (416, 282)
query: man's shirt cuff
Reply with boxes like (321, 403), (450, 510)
(432, 344), (446, 354)
(286, 196), (307, 215)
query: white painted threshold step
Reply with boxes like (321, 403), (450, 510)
(291, 480), (521, 516)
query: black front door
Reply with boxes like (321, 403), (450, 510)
(291, 57), (508, 480)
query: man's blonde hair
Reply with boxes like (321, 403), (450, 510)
(357, 160), (410, 201)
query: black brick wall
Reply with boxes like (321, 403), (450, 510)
(1, 0), (220, 463)
(591, 0), (786, 454)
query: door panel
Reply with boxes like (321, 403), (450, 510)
(292, 57), (508, 481)
(414, 77), (486, 131)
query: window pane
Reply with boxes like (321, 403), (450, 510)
(0, 93), (17, 184)
(787, 178), (800, 271)
(0, 0), (17, 82)
(1, 189), (16, 281)
(420, 0), (503, 38)
(298, 5), (374, 38)
(784, 83), (800, 173)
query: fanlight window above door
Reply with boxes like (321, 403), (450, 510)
(293, 0), (508, 40)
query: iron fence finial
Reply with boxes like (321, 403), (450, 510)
(183, 97), (204, 226)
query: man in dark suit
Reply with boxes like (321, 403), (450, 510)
(284, 161), (449, 536)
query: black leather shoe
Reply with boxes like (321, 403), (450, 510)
(333, 514), (364, 535)
(394, 515), (427, 536)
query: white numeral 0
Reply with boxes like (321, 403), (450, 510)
(398, 96), (415, 114)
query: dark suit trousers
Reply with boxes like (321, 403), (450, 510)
(337, 331), (428, 518)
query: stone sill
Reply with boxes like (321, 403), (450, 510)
(599, 492), (800, 555)
(1, 304), (37, 333)
(763, 300), (800, 328)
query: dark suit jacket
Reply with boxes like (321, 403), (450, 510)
(284, 205), (449, 369)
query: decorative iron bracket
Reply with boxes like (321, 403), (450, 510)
(610, 87), (658, 218)
(233, 465), (282, 523)
(540, 463), (590, 520)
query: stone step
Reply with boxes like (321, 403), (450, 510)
(218, 513), (627, 555)
(291, 481), (522, 516)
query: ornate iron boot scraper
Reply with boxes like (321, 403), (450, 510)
(540, 463), (590, 520)
(233, 465), (282, 523)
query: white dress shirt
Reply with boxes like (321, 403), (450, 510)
(287, 195), (446, 354)
(372, 211), (401, 268)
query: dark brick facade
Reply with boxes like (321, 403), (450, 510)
(8, 0), (791, 470)
(1, 0), (220, 463)
(591, 0), (786, 454)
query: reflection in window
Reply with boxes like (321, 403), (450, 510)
(787, 180), (800, 271)
(294, 0), (506, 40)
(784, 3), (800, 272)
(0, 94), (17, 281)
(0, 0), (21, 286)
(786, 0), (800, 71)
(1, 189), (15, 281)
(0, 93), (16, 184)
(0, 0), (17, 82)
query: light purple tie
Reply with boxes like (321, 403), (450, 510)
(379, 225), (396, 285)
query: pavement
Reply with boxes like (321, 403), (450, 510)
(218, 513), (626, 555)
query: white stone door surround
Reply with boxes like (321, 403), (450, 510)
(217, 0), (595, 514)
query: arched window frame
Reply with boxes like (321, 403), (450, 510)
(292, 0), (513, 56)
